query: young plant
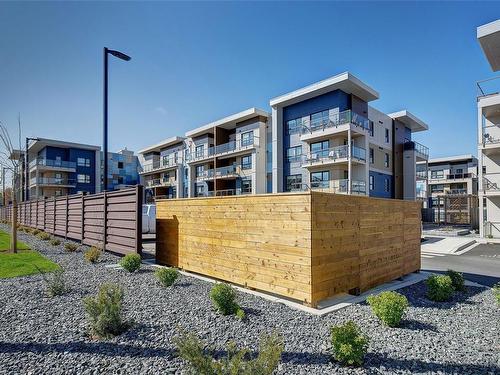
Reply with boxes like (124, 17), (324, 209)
(83, 283), (126, 339)
(426, 275), (454, 302)
(119, 253), (142, 272)
(175, 331), (283, 374)
(367, 291), (408, 327)
(36, 232), (51, 241)
(445, 269), (466, 292)
(64, 242), (79, 252)
(331, 321), (369, 366)
(210, 282), (245, 319)
(49, 238), (61, 246)
(32, 229), (41, 236)
(493, 283), (500, 305)
(155, 267), (179, 287)
(35, 265), (68, 297)
(84, 246), (102, 264)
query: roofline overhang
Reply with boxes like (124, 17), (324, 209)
(388, 110), (429, 133)
(269, 71), (379, 108)
(477, 19), (500, 72)
(138, 136), (186, 155)
(418, 154), (477, 165)
(28, 138), (100, 155)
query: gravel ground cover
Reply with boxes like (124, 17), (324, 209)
(0, 224), (498, 375)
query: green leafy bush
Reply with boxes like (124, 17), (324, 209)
(331, 321), (369, 366)
(426, 275), (454, 302)
(367, 291), (408, 327)
(64, 242), (79, 252)
(37, 267), (68, 297)
(155, 267), (179, 287)
(210, 283), (245, 318)
(493, 283), (500, 305)
(84, 246), (102, 264)
(175, 331), (283, 374)
(445, 269), (465, 292)
(36, 232), (51, 241)
(32, 229), (41, 236)
(49, 238), (61, 246)
(83, 283), (126, 339)
(119, 253), (141, 272)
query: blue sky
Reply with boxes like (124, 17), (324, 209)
(0, 2), (499, 158)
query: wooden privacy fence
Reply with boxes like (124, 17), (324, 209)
(0, 186), (142, 255)
(156, 192), (421, 307)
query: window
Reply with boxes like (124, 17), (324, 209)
(286, 118), (303, 135)
(384, 153), (390, 168)
(385, 128), (390, 143)
(431, 170), (444, 179)
(241, 178), (252, 194)
(117, 176), (124, 184)
(241, 131), (254, 147)
(310, 140), (329, 158)
(310, 110), (329, 129)
(369, 148), (374, 164)
(369, 121), (374, 137)
(195, 184), (205, 197)
(431, 184), (444, 193)
(241, 155), (252, 170)
(77, 174), (90, 184)
(369, 175), (374, 190)
(287, 146), (302, 162)
(77, 157), (90, 167)
(455, 168), (463, 174)
(195, 165), (204, 177)
(286, 174), (302, 191)
(195, 145), (205, 158)
(118, 161), (124, 169)
(310, 171), (330, 189)
(55, 156), (62, 166)
(384, 178), (390, 192)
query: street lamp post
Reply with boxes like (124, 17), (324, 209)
(103, 47), (131, 192)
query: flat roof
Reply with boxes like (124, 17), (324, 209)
(418, 154), (477, 165)
(138, 136), (186, 154)
(477, 20), (500, 72)
(28, 137), (100, 155)
(388, 110), (429, 133)
(269, 72), (379, 108)
(185, 107), (270, 138)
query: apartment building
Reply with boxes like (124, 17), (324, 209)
(477, 19), (500, 237)
(139, 108), (269, 202)
(270, 72), (429, 198)
(25, 138), (139, 200)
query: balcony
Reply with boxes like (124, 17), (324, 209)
(30, 177), (76, 187)
(300, 110), (370, 142)
(188, 137), (257, 163)
(290, 179), (366, 195)
(146, 177), (176, 188)
(481, 126), (500, 154)
(446, 188), (468, 195)
(416, 170), (428, 180)
(482, 174), (500, 196)
(301, 145), (366, 168)
(29, 158), (76, 172)
(404, 140), (429, 161)
(196, 165), (240, 181)
(141, 155), (181, 175)
(446, 173), (475, 180)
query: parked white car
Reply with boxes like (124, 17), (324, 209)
(142, 204), (156, 234)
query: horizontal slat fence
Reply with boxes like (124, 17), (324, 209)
(0, 186), (142, 255)
(156, 191), (421, 307)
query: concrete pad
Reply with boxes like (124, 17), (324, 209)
(422, 236), (477, 255)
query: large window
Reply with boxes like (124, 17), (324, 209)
(286, 118), (303, 135)
(431, 170), (444, 179)
(286, 174), (302, 191)
(241, 155), (252, 170)
(369, 175), (374, 190)
(241, 178), (252, 194)
(384, 178), (390, 192)
(77, 174), (90, 184)
(310, 110), (329, 129)
(195, 165), (204, 177)
(430, 184), (444, 193)
(241, 131), (254, 147)
(287, 146), (302, 162)
(195, 145), (205, 158)
(118, 161), (124, 169)
(310, 171), (330, 189)
(77, 157), (90, 167)
(384, 153), (390, 168)
(310, 140), (329, 158)
(195, 184), (205, 197)
(369, 148), (374, 164)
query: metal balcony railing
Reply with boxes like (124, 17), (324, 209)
(301, 145), (366, 165)
(447, 189), (467, 195)
(196, 165), (239, 180)
(300, 109), (370, 135)
(477, 76), (500, 98)
(189, 138), (256, 162)
(142, 155), (181, 173)
(309, 179), (366, 194)
(31, 177), (76, 186)
(29, 158), (76, 169)
(446, 173), (475, 180)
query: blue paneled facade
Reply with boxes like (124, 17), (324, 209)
(369, 171), (393, 199)
(104, 150), (139, 191)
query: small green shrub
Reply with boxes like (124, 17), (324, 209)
(36, 267), (68, 297)
(49, 238), (61, 246)
(64, 242), (79, 252)
(210, 283), (245, 317)
(367, 291), (408, 327)
(32, 229), (41, 236)
(426, 275), (454, 302)
(119, 253), (141, 272)
(36, 232), (51, 241)
(445, 270), (465, 292)
(155, 267), (179, 287)
(84, 246), (102, 264)
(331, 321), (369, 366)
(493, 283), (500, 305)
(175, 331), (283, 374)
(83, 283), (126, 339)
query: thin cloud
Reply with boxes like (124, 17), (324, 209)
(155, 106), (167, 115)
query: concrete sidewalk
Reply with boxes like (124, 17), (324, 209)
(421, 236), (478, 257)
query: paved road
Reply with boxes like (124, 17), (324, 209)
(421, 243), (500, 287)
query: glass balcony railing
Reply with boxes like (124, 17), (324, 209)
(446, 173), (475, 180)
(29, 158), (76, 169)
(301, 109), (370, 135)
(188, 138), (256, 162)
(302, 145), (366, 165)
(196, 165), (239, 180)
(142, 155), (181, 173)
(404, 140), (429, 159)
(30, 177), (76, 186)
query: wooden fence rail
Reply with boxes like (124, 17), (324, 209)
(155, 191), (421, 307)
(0, 186), (142, 255)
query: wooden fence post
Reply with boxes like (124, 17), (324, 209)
(65, 195), (69, 240)
(135, 185), (143, 255)
(53, 196), (56, 234)
(81, 193), (85, 244)
(103, 191), (107, 252)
